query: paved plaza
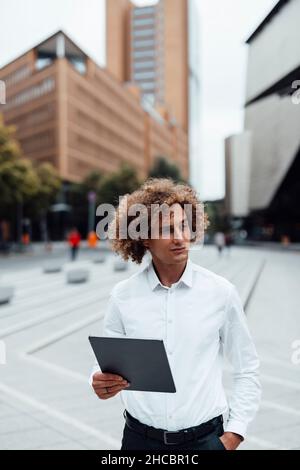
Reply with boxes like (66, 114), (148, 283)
(0, 245), (299, 450)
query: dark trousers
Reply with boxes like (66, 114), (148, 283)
(120, 417), (226, 451)
(71, 246), (78, 261)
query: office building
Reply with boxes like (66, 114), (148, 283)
(0, 30), (189, 182)
(225, 0), (300, 241)
(107, 0), (201, 186)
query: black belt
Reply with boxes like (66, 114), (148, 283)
(123, 410), (223, 446)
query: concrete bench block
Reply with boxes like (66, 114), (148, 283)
(113, 260), (128, 272)
(93, 255), (106, 264)
(43, 261), (63, 274)
(67, 269), (89, 284)
(0, 287), (15, 305)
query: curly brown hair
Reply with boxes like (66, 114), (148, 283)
(108, 178), (209, 264)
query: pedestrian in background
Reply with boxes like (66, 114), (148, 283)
(87, 230), (98, 249)
(225, 231), (233, 256)
(67, 228), (81, 261)
(214, 231), (225, 256)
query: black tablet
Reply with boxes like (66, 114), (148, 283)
(89, 336), (176, 393)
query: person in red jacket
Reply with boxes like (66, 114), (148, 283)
(67, 228), (81, 261)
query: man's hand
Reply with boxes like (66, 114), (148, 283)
(92, 372), (130, 400)
(219, 432), (243, 450)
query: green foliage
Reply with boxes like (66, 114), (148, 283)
(67, 170), (103, 228)
(98, 163), (141, 206)
(0, 115), (61, 225)
(27, 163), (61, 215)
(82, 170), (103, 193)
(68, 170), (103, 204)
(149, 156), (184, 183)
(205, 201), (229, 234)
(0, 115), (21, 164)
(0, 157), (39, 206)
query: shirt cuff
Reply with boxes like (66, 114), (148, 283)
(89, 368), (100, 387)
(224, 419), (247, 440)
(89, 373), (94, 387)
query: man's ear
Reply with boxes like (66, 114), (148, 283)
(143, 240), (149, 249)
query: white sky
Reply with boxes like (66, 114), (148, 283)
(0, 0), (278, 200)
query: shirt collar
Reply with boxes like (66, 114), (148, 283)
(146, 256), (194, 291)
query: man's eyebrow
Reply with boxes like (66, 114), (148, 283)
(161, 218), (188, 228)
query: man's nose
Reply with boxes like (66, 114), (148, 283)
(173, 226), (183, 241)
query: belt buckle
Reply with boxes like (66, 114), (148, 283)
(163, 430), (179, 445)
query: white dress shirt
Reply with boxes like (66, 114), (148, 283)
(90, 257), (261, 438)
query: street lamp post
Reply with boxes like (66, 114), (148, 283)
(88, 191), (96, 234)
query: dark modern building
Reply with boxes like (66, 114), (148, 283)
(225, 0), (300, 242)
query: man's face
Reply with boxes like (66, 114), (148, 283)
(144, 203), (191, 265)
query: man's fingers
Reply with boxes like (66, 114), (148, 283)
(95, 385), (126, 400)
(106, 383), (129, 393)
(93, 380), (127, 388)
(93, 372), (124, 382)
(94, 384), (128, 395)
(101, 390), (120, 400)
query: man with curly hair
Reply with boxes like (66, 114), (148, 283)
(90, 178), (261, 451)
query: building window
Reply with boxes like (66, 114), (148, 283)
(139, 82), (155, 91)
(133, 29), (154, 38)
(134, 61), (155, 70)
(133, 18), (155, 27)
(69, 57), (86, 75)
(133, 50), (155, 59)
(133, 7), (155, 16)
(143, 93), (155, 105)
(134, 70), (156, 80)
(2, 66), (31, 88)
(4, 78), (55, 110)
(133, 39), (155, 49)
(36, 57), (53, 71)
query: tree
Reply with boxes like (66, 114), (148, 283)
(0, 115), (61, 241)
(68, 170), (103, 205)
(26, 163), (61, 242)
(25, 163), (61, 213)
(82, 170), (103, 193)
(0, 157), (40, 242)
(0, 115), (39, 211)
(149, 156), (184, 182)
(66, 170), (104, 236)
(205, 201), (229, 236)
(0, 158), (39, 206)
(98, 163), (141, 207)
(0, 114), (21, 165)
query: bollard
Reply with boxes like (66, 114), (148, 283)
(0, 287), (14, 305)
(67, 269), (90, 284)
(43, 261), (63, 274)
(113, 259), (128, 272)
(93, 255), (106, 264)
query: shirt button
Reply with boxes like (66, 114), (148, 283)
(169, 415), (173, 419)
(168, 318), (172, 324)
